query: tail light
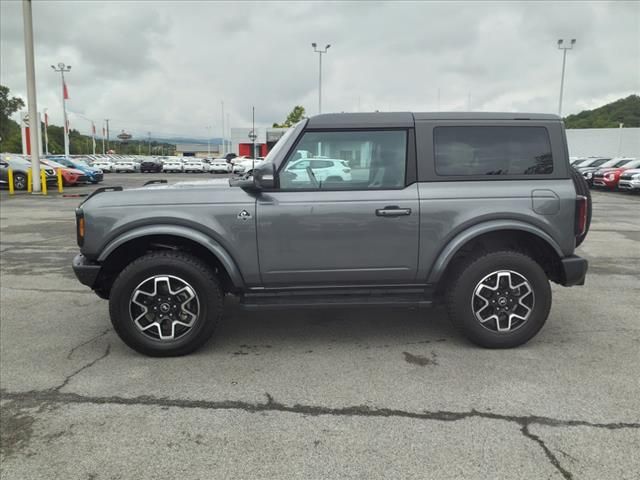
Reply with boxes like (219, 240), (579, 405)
(343, 168), (351, 173)
(575, 196), (587, 238)
(76, 208), (85, 246)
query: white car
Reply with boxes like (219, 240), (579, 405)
(209, 158), (231, 173)
(283, 158), (352, 183)
(163, 160), (183, 173)
(115, 161), (136, 173)
(183, 160), (206, 173)
(92, 159), (115, 172)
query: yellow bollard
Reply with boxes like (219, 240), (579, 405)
(57, 168), (64, 193)
(40, 169), (47, 195)
(8, 168), (14, 194)
(27, 168), (32, 193)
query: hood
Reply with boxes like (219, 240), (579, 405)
(620, 169), (640, 176)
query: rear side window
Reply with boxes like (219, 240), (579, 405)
(434, 126), (553, 176)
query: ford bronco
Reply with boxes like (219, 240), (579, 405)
(72, 112), (590, 356)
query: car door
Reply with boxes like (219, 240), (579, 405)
(256, 128), (420, 286)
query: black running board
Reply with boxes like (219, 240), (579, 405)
(240, 287), (433, 310)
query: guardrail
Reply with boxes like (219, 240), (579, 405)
(7, 167), (63, 196)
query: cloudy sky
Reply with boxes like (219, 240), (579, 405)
(1, 0), (638, 140)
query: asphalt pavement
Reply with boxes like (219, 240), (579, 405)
(1, 173), (639, 479)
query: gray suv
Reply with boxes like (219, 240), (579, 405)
(72, 113), (590, 356)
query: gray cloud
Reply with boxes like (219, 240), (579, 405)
(1, 0), (638, 139)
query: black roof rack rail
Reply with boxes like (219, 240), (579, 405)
(79, 186), (123, 206)
(144, 179), (168, 186)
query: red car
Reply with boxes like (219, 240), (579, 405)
(41, 159), (89, 186)
(592, 159), (640, 190)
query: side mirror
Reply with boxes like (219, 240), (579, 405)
(253, 162), (276, 190)
(0, 161), (8, 168)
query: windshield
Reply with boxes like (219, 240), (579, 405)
(263, 122), (302, 165)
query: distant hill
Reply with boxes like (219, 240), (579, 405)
(564, 94), (640, 128)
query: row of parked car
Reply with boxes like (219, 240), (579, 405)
(88, 155), (266, 175)
(569, 156), (640, 192)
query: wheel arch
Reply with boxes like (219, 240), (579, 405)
(429, 221), (564, 288)
(96, 225), (245, 294)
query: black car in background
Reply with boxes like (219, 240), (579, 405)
(140, 158), (163, 173)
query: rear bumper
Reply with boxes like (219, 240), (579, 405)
(560, 255), (588, 286)
(72, 254), (101, 288)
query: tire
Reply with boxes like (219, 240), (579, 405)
(13, 173), (27, 190)
(570, 167), (592, 247)
(446, 251), (551, 349)
(109, 251), (223, 356)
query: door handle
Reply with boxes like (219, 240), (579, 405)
(375, 206), (412, 217)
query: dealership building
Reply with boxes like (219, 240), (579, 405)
(230, 127), (289, 157)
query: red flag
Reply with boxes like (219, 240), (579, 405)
(102, 126), (106, 136)
(92, 123), (96, 135)
(63, 81), (69, 100)
(44, 112), (49, 127)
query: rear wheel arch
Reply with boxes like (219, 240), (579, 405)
(95, 229), (244, 297)
(431, 225), (564, 294)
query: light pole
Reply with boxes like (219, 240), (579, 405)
(311, 43), (331, 114)
(557, 38), (576, 117)
(206, 125), (212, 157)
(51, 62), (71, 156)
(147, 131), (151, 155)
(23, 0), (42, 192)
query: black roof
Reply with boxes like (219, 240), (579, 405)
(306, 112), (561, 128)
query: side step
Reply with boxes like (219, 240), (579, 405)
(240, 288), (433, 310)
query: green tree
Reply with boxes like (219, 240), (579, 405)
(564, 94), (640, 128)
(0, 84), (25, 150)
(273, 105), (306, 128)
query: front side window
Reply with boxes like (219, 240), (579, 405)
(434, 126), (553, 176)
(279, 130), (407, 190)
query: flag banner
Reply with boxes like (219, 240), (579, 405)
(44, 112), (49, 127)
(92, 123), (96, 135)
(63, 81), (69, 100)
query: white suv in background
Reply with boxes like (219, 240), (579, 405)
(162, 159), (183, 173)
(114, 161), (136, 173)
(209, 158), (231, 173)
(183, 160), (207, 173)
(283, 158), (352, 183)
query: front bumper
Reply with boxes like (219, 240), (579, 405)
(618, 180), (640, 191)
(72, 254), (101, 288)
(560, 255), (588, 286)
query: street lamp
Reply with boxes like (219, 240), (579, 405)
(51, 62), (71, 156)
(557, 38), (576, 117)
(206, 125), (212, 158)
(311, 43), (331, 114)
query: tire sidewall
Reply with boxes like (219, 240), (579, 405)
(109, 254), (221, 356)
(13, 173), (27, 190)
(450, 252), (551, 348)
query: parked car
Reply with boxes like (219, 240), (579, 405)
(115, 161), (137, 173)
(592, 159), (640, 189)
(580, 158), (635, 186)
(573, 157), (611, 173)
(92, 159), (115, 173)
(72, 112), (590, 356)
(49, 156), (103, 184)
(40, 159), (88, 186)
(140, 158), (163, 173)
(183, 160), (207, 173)
(162, 160), (183, 173)
(0, 154), (57, 190)
(209, 158), (231, 173)
(618, 169), (640, 192)
(282, 158), (352, 184)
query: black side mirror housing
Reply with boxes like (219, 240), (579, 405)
(232, 162), (277, 192)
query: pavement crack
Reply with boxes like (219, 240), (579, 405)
(521, 424), (573, 480)
(54, 344), (111, 392)
(67, 328), (112, 359)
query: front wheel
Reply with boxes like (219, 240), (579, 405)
(109, 251), (223, 356)
(446, 251), (551, 348)
(13, 173), (27, 190)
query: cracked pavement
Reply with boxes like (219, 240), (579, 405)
(1, 175), (639, 479)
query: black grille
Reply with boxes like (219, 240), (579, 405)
(620, 175), (633, 181)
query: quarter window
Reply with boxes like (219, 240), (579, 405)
(434, 126), (553, 176)
(279, 130), (407, 190)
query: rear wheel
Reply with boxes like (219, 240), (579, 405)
(109, 251), (223, 356)
(446, 251), (551, 348)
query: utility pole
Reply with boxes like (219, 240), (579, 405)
(311, 43), (331, 114)
(105, 119), (110, 151)
(220, 101), (225, 156)
(51, 62), (71, 157)
(22, 0), (41, 192)
(147, 131), (151, 155)
(43, 108), (49, 155)
(557, 38), (576, 117)
(101, 122), (105, 154)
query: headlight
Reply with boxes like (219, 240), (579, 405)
(584, 172), (593, 179)
(633, 174), (640, 180)
(605, 173), (615, 181)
